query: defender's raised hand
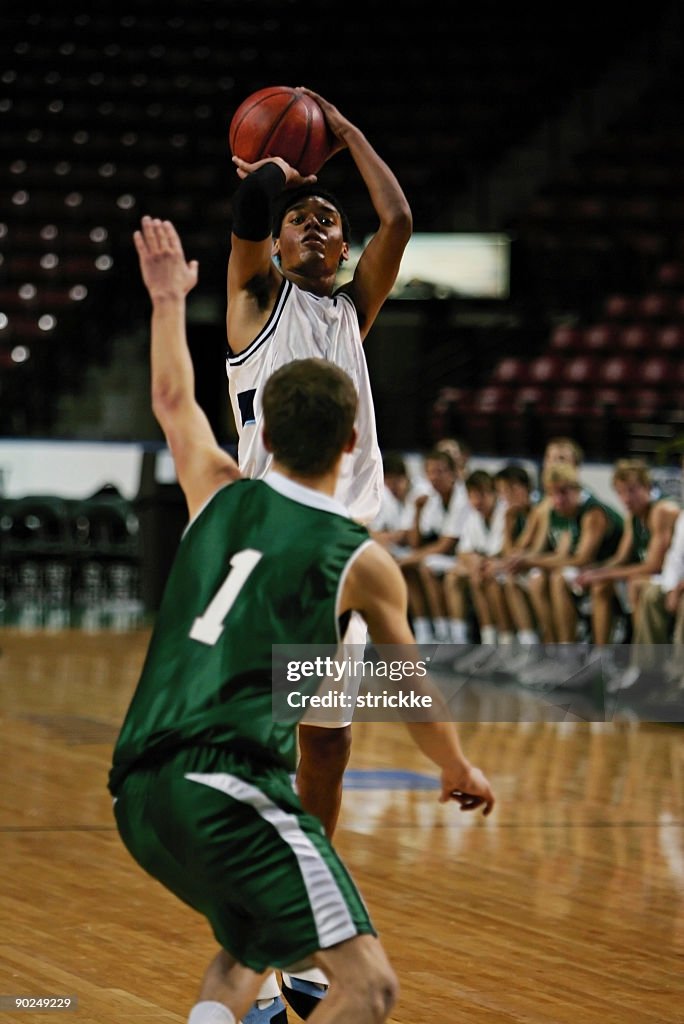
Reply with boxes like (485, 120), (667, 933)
(133, 216), (198, 301)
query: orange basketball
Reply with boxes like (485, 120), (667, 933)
(229, 86), (334, 176)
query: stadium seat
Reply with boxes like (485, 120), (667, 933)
(641, 355), (674, 387)
(602, 293), (635, 320)
(582, 323), (618, 351)
(0, 494), (74, 628)
(618, 388), (661, 418)
(655, 260), (684, 289)
(635, 292), (674, 320)
(591, 387), (622, 412)
(491, 356), (527, 385)
(656, 325), (684, 351)
(513, 385), (546, 412)
(618, 324), (656, 352)
(467, 385), (514, 414)
(562, 354), (599, 385)
(597, 355), (638, 387)
(526, 353), (562, 385)
(548, 324), (583, 351)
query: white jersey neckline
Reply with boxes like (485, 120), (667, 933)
(264, 470), (351, 519)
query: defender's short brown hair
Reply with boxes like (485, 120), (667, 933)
(262, 358), (357, 476)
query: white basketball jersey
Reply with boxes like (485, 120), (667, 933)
(226, 279), (383, 525)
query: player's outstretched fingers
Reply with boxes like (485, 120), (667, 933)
(151, 217), (171, 254)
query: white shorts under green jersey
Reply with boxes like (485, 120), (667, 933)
(227, 279), (383, 526)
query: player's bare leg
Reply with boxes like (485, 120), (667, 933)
(527, 570), (556, 643)
(297, 723), (352, 838)
(484, 578), (515, 636)
(190, 948), (266, 1024)
(590, 580), (615, 645)
(549, 570), (578, 643)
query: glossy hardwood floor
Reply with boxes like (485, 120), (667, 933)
(0, 628), (682, 1024)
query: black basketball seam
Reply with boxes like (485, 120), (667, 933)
(259, 93), (300, 159)
(292, 97), (312, 170)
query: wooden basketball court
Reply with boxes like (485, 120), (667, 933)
(1, 627), (682, 1024)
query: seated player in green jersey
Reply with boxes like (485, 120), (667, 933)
(574, 459), (680, 644)
(505, 462), (624, 647)
(110, 217), (495, 1024)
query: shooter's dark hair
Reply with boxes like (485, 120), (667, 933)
(271, 186), (351, 242)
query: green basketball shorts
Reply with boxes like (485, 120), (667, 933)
(113, 747), (375, 972)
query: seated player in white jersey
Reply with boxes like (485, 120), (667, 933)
(116, 217), (494, 1024)
(225, 88), (412, 1021)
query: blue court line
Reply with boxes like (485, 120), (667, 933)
(343, 769), (439, 790)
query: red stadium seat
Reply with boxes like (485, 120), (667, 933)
(656, 261), (684, 289)
(562, 354), (598, 385)
(591, 387), (622, 411)
(526, 354), (562, 385)
(618, 324), (656, 352)
(491, 356), (527, 385)
(603, 294), (635, 320)
(636, 292), (674, 320)
(656, 325), (684, 351)
(612, 388), (661, 418)
(551, 387), (589, 413)
(549, 324), (583, 351)
(513, 385), (546, 411)
(597, 355), (638, 387)
(583, 323), (618, 351)
(468, 386), (514, 414)
(641, 355), (674, 387)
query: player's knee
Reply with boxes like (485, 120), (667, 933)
(549, 569), (567, 593)
(367, 966), (398, 1022)
(640, 583), (660, 610)
(345, 961), (398, 1023)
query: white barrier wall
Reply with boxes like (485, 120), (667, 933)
(0, 441), (681, 509)
(0, 441), (145, 500)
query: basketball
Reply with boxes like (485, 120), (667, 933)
(229, 86), (333, 176)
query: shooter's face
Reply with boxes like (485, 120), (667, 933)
(274, 198), (348, 272)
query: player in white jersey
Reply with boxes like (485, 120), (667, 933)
(227, 279), (382, 525)
(226, 88), (412, 1023)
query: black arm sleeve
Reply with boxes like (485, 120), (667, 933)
(231, 163), (287, 242)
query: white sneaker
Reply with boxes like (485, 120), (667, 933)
(500, 646), (544, 677)
(452, 645), (499, 675)
(517, 656), (574, 689)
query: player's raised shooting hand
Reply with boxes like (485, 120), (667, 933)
(231, 154), (317, 187)
(295, 87), (353, 157)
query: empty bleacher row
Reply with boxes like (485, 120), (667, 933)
(0, 487), (143, 629)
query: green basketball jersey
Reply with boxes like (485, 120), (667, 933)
(109, 473), (370, 793)
(548, 492), (623, 560)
